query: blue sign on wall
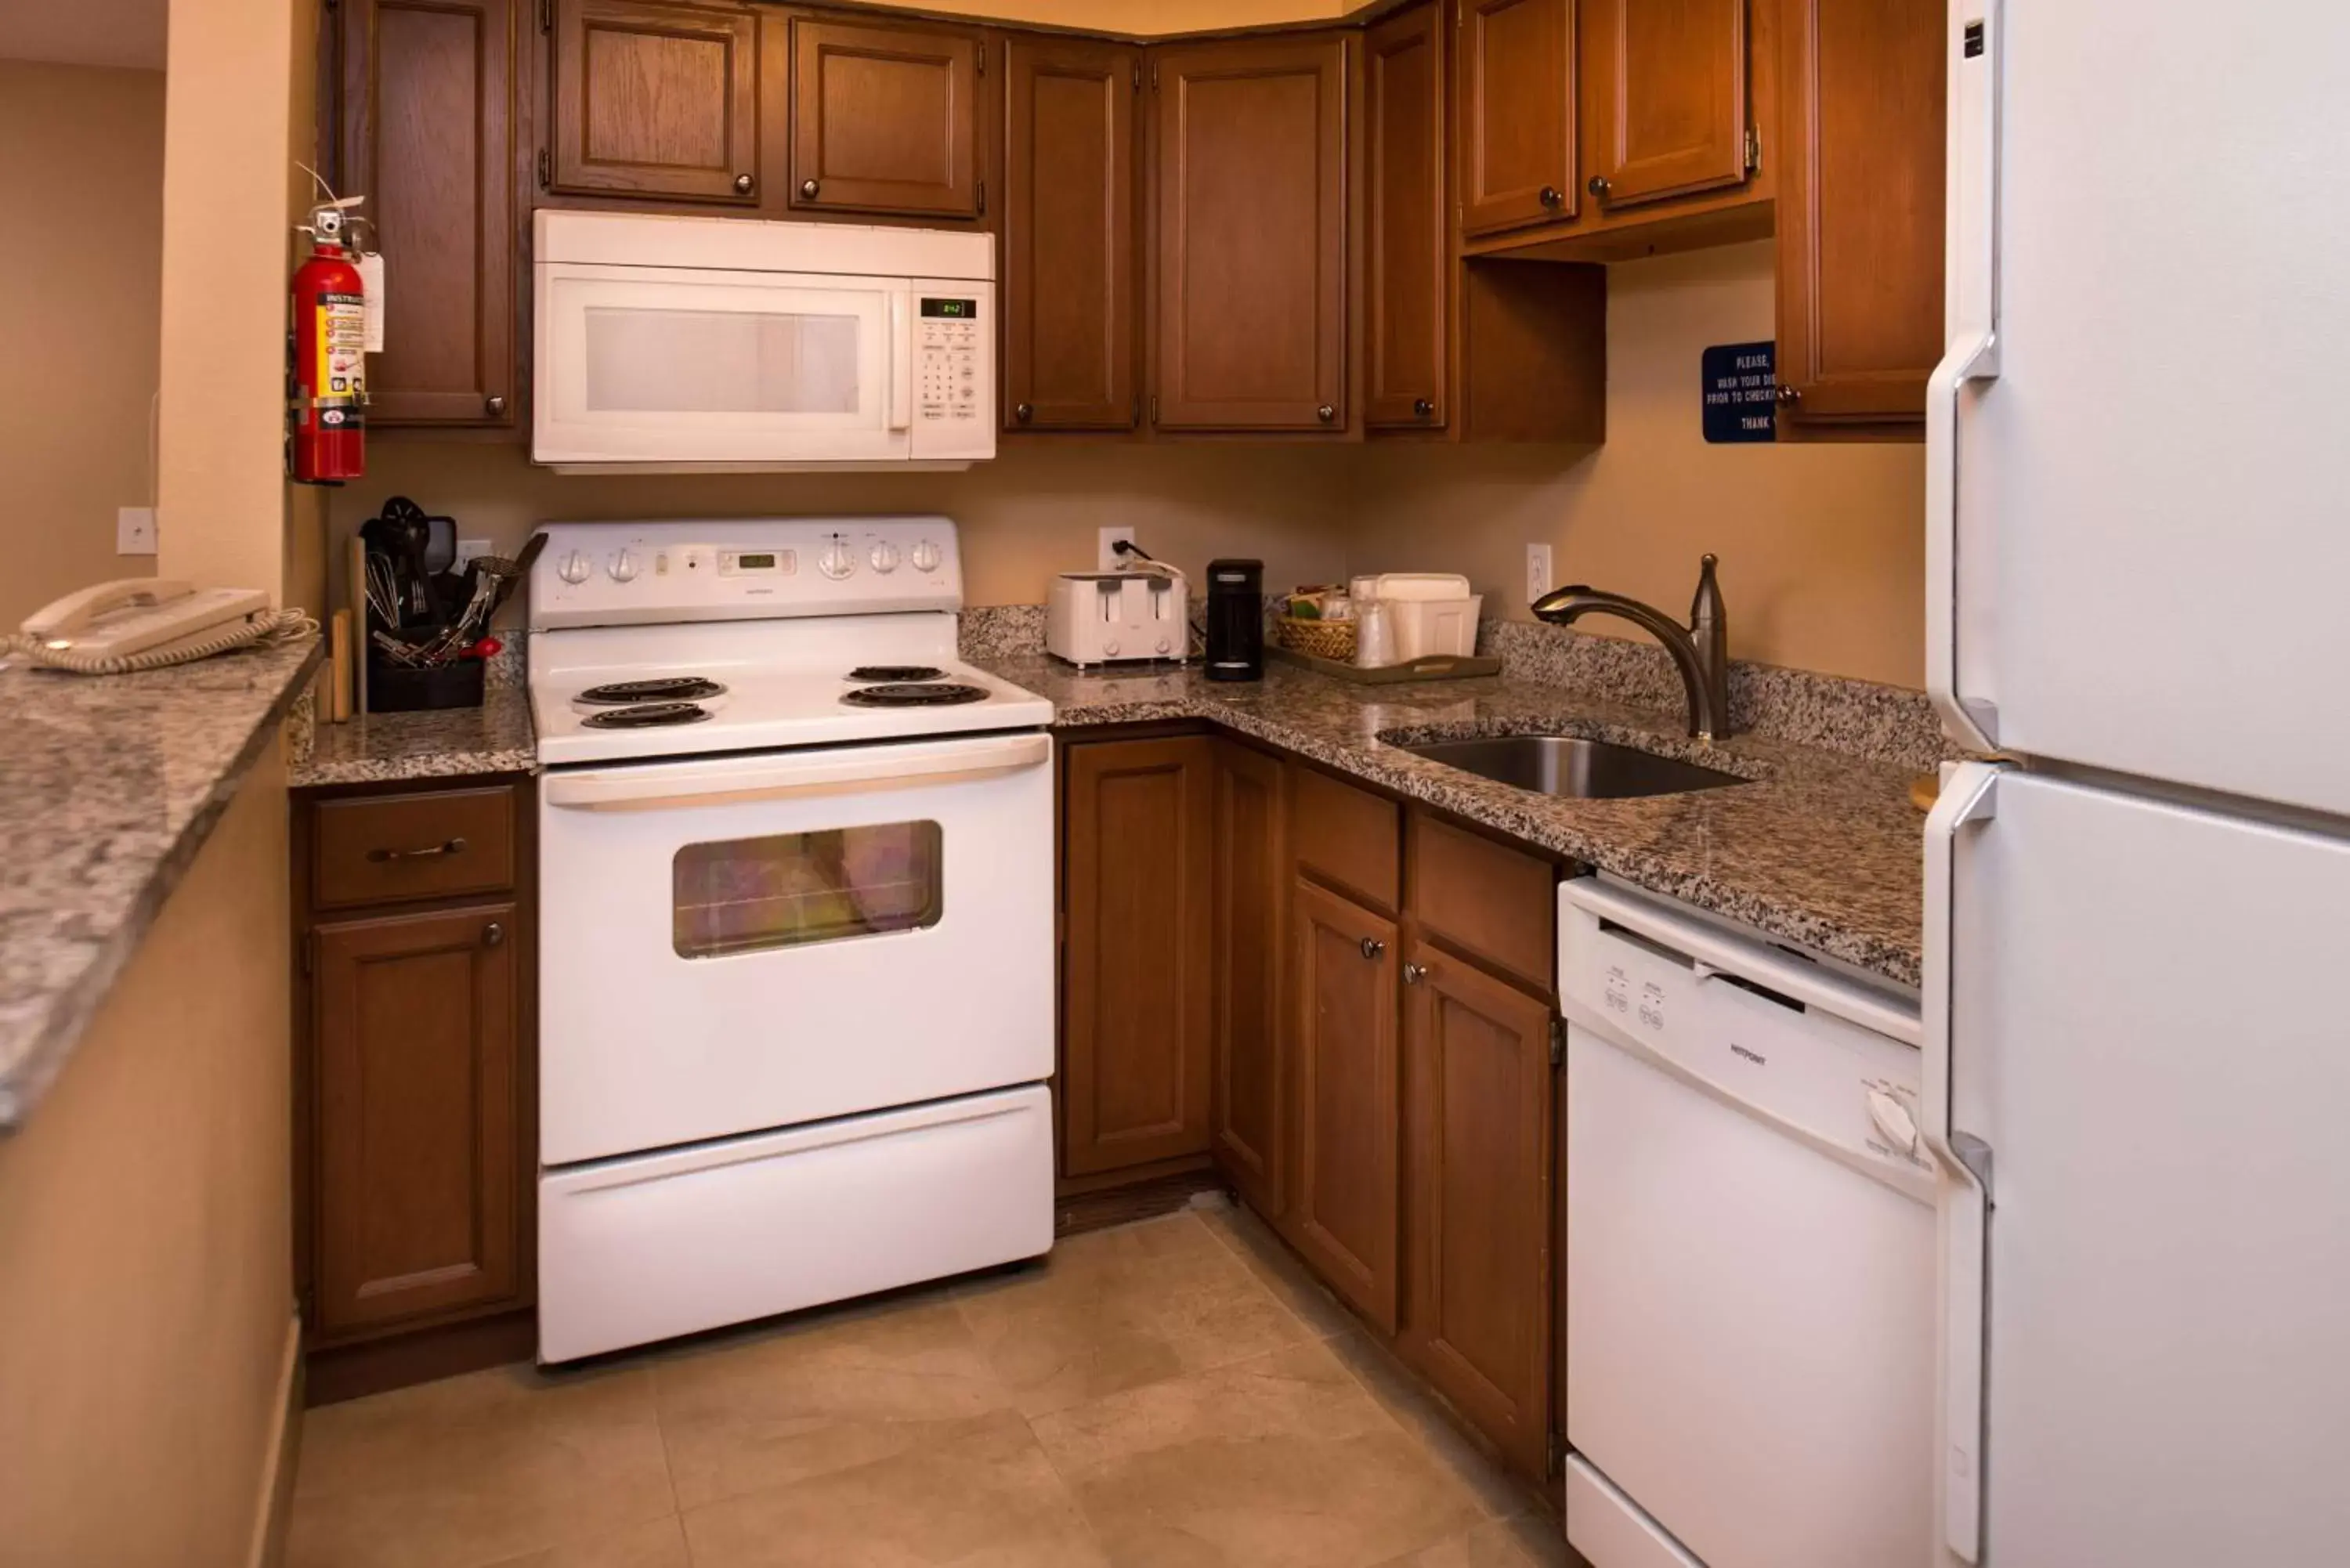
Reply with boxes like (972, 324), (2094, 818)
(1702, 341), (1777, 443)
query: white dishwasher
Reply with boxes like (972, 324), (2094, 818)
(1557, 877), (1936, 1568)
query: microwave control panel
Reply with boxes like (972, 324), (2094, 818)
(913, 284), (995, 461)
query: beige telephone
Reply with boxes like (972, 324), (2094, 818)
(13, 580), (310, 674)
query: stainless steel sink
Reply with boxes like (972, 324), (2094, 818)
(1397, 735), (1748, 799)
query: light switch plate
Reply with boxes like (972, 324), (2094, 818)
(118, 506), (157, 556)
(1525, 543), (1553, 608)
(1097, 526), (1136, 573)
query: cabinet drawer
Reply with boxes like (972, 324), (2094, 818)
(314, 787), (518, 910)
(1408, 812), (1555, 992)
(1290, 764), (1401, 912)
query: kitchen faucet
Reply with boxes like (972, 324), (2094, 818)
(1531, 555), (1730, 741)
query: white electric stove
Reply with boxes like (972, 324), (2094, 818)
(525, 517), (1056, 1364)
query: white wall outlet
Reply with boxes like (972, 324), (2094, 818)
(1525, 542), (1553, 607)
(455, 537), (493, 570)
(117, 506), (157, 556)
(1098, 526), (1137, 573)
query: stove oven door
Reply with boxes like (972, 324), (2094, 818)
(538, 730), (1054, 1164)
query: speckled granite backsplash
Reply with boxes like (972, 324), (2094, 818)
(963, 605), (1954, 771)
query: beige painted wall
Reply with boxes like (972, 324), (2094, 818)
(0, 752), (298, 1568)
(1348, 244), (1926, 688)
(332, 439), (1358, 615)
(0, 61), (165, 628)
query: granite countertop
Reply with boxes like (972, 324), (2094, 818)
(0, 638), (324, 1130)
(291, 682), (537, 789)
(971, 654), (1928, 988)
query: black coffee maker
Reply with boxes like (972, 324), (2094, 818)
(1203, 558), (1264, 681)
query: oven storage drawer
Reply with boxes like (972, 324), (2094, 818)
(537, 1083), (1053, 1363)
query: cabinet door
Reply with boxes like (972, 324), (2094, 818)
(1457, 0), (1574, 237)
(1400, 940), (1555, 1479)
(339, 0), (515, 425)
(1212, 742), (1286, 1216)
(549, 0), (759, 204)
(1365, 3), (1447, 430)
(1150, 36), (1348, 432)
(1003, 36), (1138, 431)
(1580, 0), (1749, 211)
(313, 905), (521, 1336)
(1062, 739), (1216, 1176)
(1287, 877), (1401, 1330)
(789, 16), (982, 219)
(1775, 0), (1945, 422)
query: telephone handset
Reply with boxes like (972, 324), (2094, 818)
(13, 579), (311, 674)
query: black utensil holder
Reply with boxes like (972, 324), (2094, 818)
(367, 655), (484, 713)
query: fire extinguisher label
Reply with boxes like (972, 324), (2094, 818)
(316, 291), (367, 404)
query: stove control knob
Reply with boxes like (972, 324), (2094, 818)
(608, 548), (640, 583)
(869, 541), (901, 574)
(910, 538), (942, 574)
(819, 538), (858, 580)
(558, 549), (593, 586)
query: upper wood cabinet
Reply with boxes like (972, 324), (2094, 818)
(337, 0), (515, 426)
(1061, 738), (1217, 1178)
(548, 0), (760, 203)
(1002, 34), (1138, 431)
(1149, 35), (1350, 432)
(311, 902), (522, 1337)
(1365, 3), (1448, 430)
(1457, 0), (1575, 237)
(1776, 0), (1946, 424)
(1211, 742), (1288, 1218)
(1580, 0), (1750, 211)
(788, 16), (984, 219)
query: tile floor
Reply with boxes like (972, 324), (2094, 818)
(288, 1197), (1571, 1568)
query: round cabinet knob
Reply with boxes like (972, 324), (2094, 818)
(818, 539), (857, 580)
(558, 549), (593, 586)
(1586, 175), (1611, 200)
(1014, 403), (1034, 424)
(1403, 961), (1428, 985)
(800, 178), (820, 200)
(1539, 185), (1564, 208)
(1412, 398), (1434, 419)
(483, 921), (505, 948)
(1776, 384), (1802, 404)
(909, 539), (942, 573)
(1316, 403), (1337, 424)
(869, 541), (901, 574)
(1359, 936), (1386, 959)
(733, 172), (755, 195)
(485, 394), (508, 416)
(608, 548), (640, 583)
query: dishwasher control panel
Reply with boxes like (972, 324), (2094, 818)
(1560, 881), (1931, 1177)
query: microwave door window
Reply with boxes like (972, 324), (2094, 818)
(584, 306), (860, 415)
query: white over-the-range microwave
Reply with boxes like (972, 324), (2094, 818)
(531, 211), (995, 473)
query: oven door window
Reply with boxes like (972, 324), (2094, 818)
(672, 822), (942, 958)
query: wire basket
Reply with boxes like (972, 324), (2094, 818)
(1276, 615), (1358, 662)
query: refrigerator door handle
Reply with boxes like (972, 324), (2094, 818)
(1923, 760), (2006, 1564)
(1929, 0), (2005, 755)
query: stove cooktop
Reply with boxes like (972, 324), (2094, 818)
(847, 665), (946, 684)
(839, 682), (991, 709)
(577, 676), (728, 705)
(579, 701), (714, 730)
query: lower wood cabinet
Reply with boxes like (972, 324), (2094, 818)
(1210, 741), (1287, 1216)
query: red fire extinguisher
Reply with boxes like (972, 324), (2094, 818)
(290, 194), (367, 484)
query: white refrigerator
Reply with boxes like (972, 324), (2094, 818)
(1926, 2), (2350, 1564)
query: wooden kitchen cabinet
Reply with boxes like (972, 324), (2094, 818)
(312, 903), (522, 1337)
(334, 0), (515, 425)
(1001, 34), (1139, 431)
(548, 0), (761, 204)
(1365, 3), (1448, 430)
(1775, 0), (1946, 425)
(1579, 0), (1751, 211)
(1399, 934), (1557, 1480)
(1148, 35), (1350, 432)
(1456, 0), (1576, 237)
(1286, 876), (1403, 1331)
(1210, 741), (1287, 1216)
(1061, 737), (1217, 1176)
(787, 15), (984, 219)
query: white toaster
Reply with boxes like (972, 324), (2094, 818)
(1046, 572), (1189, 667)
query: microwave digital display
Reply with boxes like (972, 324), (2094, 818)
(921, 298), (979, 319)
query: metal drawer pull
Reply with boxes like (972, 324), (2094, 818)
(367, 836), (467, 863)
(1360, 936), (1386, 959)
(1404, 961), (1428, 984)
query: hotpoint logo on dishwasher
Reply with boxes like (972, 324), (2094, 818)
(1729, 1042), (1768, 1066)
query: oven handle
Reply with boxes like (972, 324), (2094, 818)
(544, 732), (1050, 811)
